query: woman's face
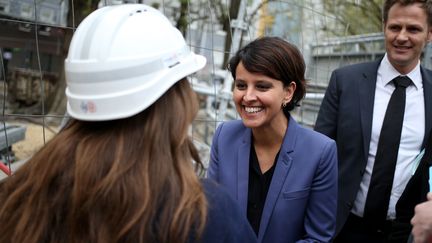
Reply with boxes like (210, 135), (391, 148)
(233, 62), (295, 129)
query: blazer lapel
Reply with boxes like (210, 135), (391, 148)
(421, 67), (432, 146)
(237, 128), (252, 215)
(359, 60), (380, 159)
(258, 116), (295, 241)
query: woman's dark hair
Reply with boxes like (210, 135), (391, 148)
(228, 36), (306, 111)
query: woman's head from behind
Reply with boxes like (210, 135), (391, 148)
(0, 4), (207, 243)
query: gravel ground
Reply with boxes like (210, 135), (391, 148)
(12, 123), (59, 161)
(0, 122), (59, 179)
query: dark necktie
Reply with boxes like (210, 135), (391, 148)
(363, 76), (412, 224)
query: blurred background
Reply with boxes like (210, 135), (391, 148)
(1, 0), (432, 176)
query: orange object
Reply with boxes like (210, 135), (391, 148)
(0, 162), (11, 176)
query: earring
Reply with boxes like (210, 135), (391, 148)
(282, 102), (287, 108)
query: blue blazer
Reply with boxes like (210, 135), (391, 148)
(208, 116), (338, 243)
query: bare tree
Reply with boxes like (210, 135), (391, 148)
(322, 0), (383, 36)
(176, 0), (189, 35)
(216, 0), (241, 69)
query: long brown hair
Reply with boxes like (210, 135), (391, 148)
(0, 78), (207, 243)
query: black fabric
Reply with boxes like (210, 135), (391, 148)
(364, 76), (412, 225)
(399, 129), (432, 243)
(397, 128), (432, 223)
(247, 144), (279, 235)
(334, 213), (409, 243)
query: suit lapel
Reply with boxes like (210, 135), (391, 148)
(258, 116), (295, 241)
(421, 67), (432, 146)
(237, 128), (252, 215)
(359, 60), (381, 159)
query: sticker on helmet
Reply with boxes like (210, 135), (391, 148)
(80, 101), (97, 113)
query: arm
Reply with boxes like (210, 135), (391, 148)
(207, 123), (224, 181)
(411, 192), (432, 243)
(223, 190), (258, 243)
(298, 140), (338, 243)
(200, 179), (258, 243)
(314, 71), (339, 140)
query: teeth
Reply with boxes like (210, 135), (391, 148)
(244, 107), (263, 113)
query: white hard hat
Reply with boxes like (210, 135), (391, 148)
(65, 4), (206, 121)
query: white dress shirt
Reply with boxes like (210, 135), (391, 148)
(352, 54), (425, 219)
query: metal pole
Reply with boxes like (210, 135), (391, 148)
(217, 0), (248, 122)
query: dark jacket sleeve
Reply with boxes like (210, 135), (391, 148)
(199, 179), (257, 243)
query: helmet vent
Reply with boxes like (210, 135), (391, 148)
(130, 9), (147, 16)
(168, 62), (180, 68)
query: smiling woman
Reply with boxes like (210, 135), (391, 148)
(207, 36), (338, 243)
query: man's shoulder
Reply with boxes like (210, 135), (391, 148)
(333, 60), (379, 74)
(421, 65), (432, 76)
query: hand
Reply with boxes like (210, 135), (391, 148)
(411, 193), (432, 243)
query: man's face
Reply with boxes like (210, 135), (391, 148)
(384, 3), (432, 74)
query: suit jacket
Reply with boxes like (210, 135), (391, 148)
(314, 59), (432, 235)
(208, 116), (338, 243)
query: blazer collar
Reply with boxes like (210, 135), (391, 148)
(239, 115), (298, 155)
(420, 66), (432, 146)
(237, 128), (252, 214)
(236, 116), (298, 224)
(256, 116), (297, 240)
(359, 59), (381, 159)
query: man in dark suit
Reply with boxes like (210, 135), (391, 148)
(315, 0), (432, 242)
